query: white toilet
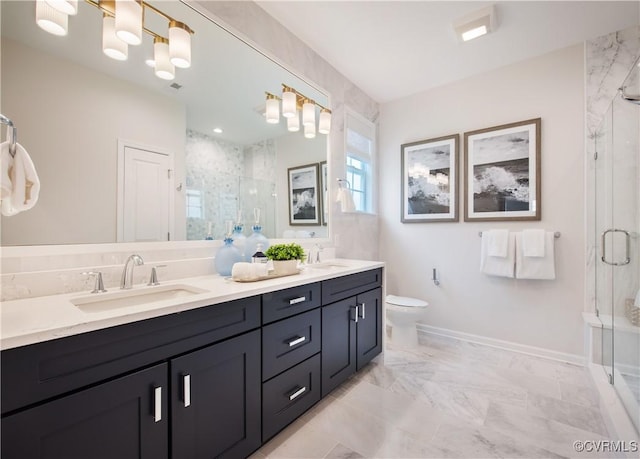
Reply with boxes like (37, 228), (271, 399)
(385, 295), (429, 348)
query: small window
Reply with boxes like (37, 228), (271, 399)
(186, 189), (203, 219)
(345, 109), (376, 214)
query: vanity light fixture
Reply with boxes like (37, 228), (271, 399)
(102, 13), (128, 61)
(453, 4), (496, 42)
(36, 0), (69, 36)
(45, 0), (78, 15)
(35, 0), (194, 80)
(153, 36), (175, 80)
(263, 84), (332, 137)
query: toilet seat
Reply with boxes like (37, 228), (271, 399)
(386, 295), (428, 308)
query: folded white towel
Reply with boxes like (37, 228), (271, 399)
(231, 262), (269, 281)
(481, 232), (515, 278)
(522, 229), (546, 257)
(336, 187), (356, 212)
(515, 232), (556, 280)
(1, 141), (40, 217)
(487, 229), (509, 257)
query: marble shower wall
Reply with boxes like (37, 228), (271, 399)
(185, 129), (276, 240)
(585, 26), (640, 315)
(196, 1), (380, 260)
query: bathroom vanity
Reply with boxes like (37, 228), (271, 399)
(0, 261), (383, 458)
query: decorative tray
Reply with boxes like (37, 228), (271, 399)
(228, 269), (302, 283)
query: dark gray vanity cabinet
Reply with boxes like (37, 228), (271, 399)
(321, 269), (383, 397)
(1, 363), (169, 459)
(1, 296), (262, 459)
(171, 330), (261, 459)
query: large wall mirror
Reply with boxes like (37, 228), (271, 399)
(0, 0), (329, 246)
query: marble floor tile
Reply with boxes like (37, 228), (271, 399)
(527, 392), (609, 436)
(254, 333), (621, 459)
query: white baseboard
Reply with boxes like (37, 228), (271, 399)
(416, 323), (584, 366)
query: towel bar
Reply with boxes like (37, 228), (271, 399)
(478, 231), (561, 238)
(0, 113), (17, 157)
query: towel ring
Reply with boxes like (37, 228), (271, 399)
(478, 231), (561, 238)
(0, 114), (17, 158)
(337, 178), (352, 190)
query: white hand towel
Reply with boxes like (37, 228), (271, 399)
(1, 142), (40, 217)
(480, 232), (515, 278)
(336, 188), (356, 212)
(1, 141), (13, 199)
(487, 229), (509, 257)
(515, 232), (556, 280)
(522, 229), (546, 257)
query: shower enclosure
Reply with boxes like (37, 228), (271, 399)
(594, 59), (640, 433)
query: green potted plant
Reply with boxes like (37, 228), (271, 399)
(265, 243), (305, 276)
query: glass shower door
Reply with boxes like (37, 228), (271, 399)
(596, 62), (640, 433)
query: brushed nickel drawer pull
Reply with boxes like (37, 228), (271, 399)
(154, 386), (162, 422)
(183, 374), (191, 407)
(288, 336), (306, 347)
(289, 386), (307, 401)
(289, 296), (306, 305)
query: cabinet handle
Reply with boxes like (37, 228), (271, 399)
(288, 336), (306, 347)
(288, 386), (307, 401)
(358, 302), (366, 319)
(154, 386), (162, 422)
(183, 374), (191, 408)
(289, 296), (306, 305)
(353, 305), (359, 323)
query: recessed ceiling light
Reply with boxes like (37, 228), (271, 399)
(145, 58), (155, 68)
(213, 128), (223, 134)
(453, 5), (496, 42)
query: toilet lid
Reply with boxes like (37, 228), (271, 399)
(386, 295), (428, 308)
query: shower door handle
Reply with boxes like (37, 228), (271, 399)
(601, 228), (631, 266)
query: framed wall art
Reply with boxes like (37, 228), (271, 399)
(401, 134), (459, 222)
(464, 118), (541, 222)
(288, 163), (320, 225)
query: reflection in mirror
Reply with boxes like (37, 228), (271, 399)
(0, 0), (328, 246)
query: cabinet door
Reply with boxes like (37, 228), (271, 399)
(321, 297), (357, 397)
(356, 287), (383, 370)
(1, 363), (168, 459)
(171, 329), (261, 459)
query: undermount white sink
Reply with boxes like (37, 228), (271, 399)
(306, 262), (348, 270)
(71, 284), (208, 313)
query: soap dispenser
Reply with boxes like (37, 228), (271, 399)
(244, 208), (270, 262)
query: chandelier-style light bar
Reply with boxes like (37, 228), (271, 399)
(264, 84), (332, 138)
(35, 0), (194, 81)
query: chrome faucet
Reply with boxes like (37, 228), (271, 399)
(121, 254), (144, 289)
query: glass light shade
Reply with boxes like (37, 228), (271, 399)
(36, 0), (68, 36)
(102, 15), (128, 61)
(302, 99), (315, 126)
(304, 122), (316, 139)
(154, 37), (175, 80)
(265, 95), (280, 124)
(282, 89), (297, 118)
(115, 0), (142, 46)
(45, 0), (77, 15)
(318, 109), (331, 134)
(169, 21), (191, 68)
(287, 111), (300, 132)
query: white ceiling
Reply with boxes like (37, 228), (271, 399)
(256, 1), (640, 103)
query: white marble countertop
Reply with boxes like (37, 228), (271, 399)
(1, 259), (384, 351)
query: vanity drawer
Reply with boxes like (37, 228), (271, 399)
(262, 282), (321, 324)
(1, 296), (261, 415)
(262, 309), (321, 381)
(322, 268), (382, 305)
(262, 354), (320, 442)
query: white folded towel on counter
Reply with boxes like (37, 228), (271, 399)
(522, 229), (546, 257)
(231, 262), (269, 281)
(480, 232), (516, 278)
(515, 232), (556, 280)
(336, 187), (356, 213)
(486, 229), (509, 257)
(1, 141), (40, 217)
